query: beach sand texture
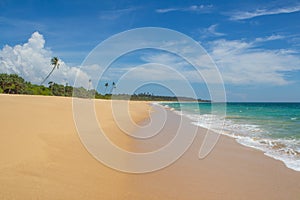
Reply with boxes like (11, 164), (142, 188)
(0, 94), (300, 199)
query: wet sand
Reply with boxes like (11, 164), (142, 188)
(0, 94), (300, 199)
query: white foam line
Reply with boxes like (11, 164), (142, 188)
(158, 103), (300, 172)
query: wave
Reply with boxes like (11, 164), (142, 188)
(159, 103), (300, 172)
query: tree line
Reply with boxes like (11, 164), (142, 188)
(0, 72), (119, 99)
(0, 73), (78, 97)
(0, 73), (210, 102)
(0, 57), (209, 101)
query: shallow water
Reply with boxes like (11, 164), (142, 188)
(159, 102), (300, 171)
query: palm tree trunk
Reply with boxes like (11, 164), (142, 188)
(109, 86), (115, 94)
(41, 66), (56, 85)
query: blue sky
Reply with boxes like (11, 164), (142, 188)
(1, 0), (300, 101)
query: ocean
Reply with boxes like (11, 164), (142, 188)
(159, 102), (300, 171)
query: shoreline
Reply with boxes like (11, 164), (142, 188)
(0, 94), (300, 199)
(131, 104), (300, 199)
(158, 101), (300, 172)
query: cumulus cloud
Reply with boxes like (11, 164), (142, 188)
(0, 32), (90, 86)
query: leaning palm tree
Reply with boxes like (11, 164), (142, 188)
(41, 57), (60, 85)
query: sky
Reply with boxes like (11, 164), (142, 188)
(0, 0), (300, 102)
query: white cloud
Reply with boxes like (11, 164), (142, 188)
(7, 32), (298, 90)
(119, 63), (185, 81)
(125, 52), (219, 84)
(99, 7), (138, 20)
(126, 36), (300, 86)
(140, 53), (186, 68)
(255, 34), (285, 42)
(230, 5), (300, 20)
(155, 8), (178, 13)
(113, 63), (199, 98)
(199, 24), (226, 38)
(207, 38), (300, 85)
(156, 4), (213, 13)
(0, 32), (90, 87)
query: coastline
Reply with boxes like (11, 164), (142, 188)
(160, 101), (300, 172)
(130, 104), (300, 199)
(0, 94), (300, 199)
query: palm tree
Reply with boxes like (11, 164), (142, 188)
(104, 82), (109, 94)
(41, 57), (60, 85)
(48, 81), (54, 94)
(88, 79), (92, 99)
(88, 79), (92, 91)
(110, 82), (116, 94)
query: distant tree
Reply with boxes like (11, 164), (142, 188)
(104, 82), (109, 94)
(0, 74), (9, 92)
(73, 87), (90, 98)
(10, 74), (25, 94)
(51, 83), (65, 96)
(24, 83), (52, 96)
(88, 79), (92, 91)
(110, 81), (116, 94)
(0, 73), (25, 94)
(41, 57), (60, 85)
(65, 84), (73, 97)
(48, 81), (54, 94)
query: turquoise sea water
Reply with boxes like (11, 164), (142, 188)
(159, 102), (300, 171)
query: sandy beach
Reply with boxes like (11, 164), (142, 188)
(0, 94), (300, 199)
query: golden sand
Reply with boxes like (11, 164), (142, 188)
(0, 94), (300, 200)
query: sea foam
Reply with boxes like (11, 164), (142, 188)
(159, 103), (300, 172)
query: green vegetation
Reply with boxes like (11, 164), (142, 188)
(111, 93), (209, 102)
(0, 73), (27, 94)
(0, 73), (93, 97)
(0, 73), (209, 102)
